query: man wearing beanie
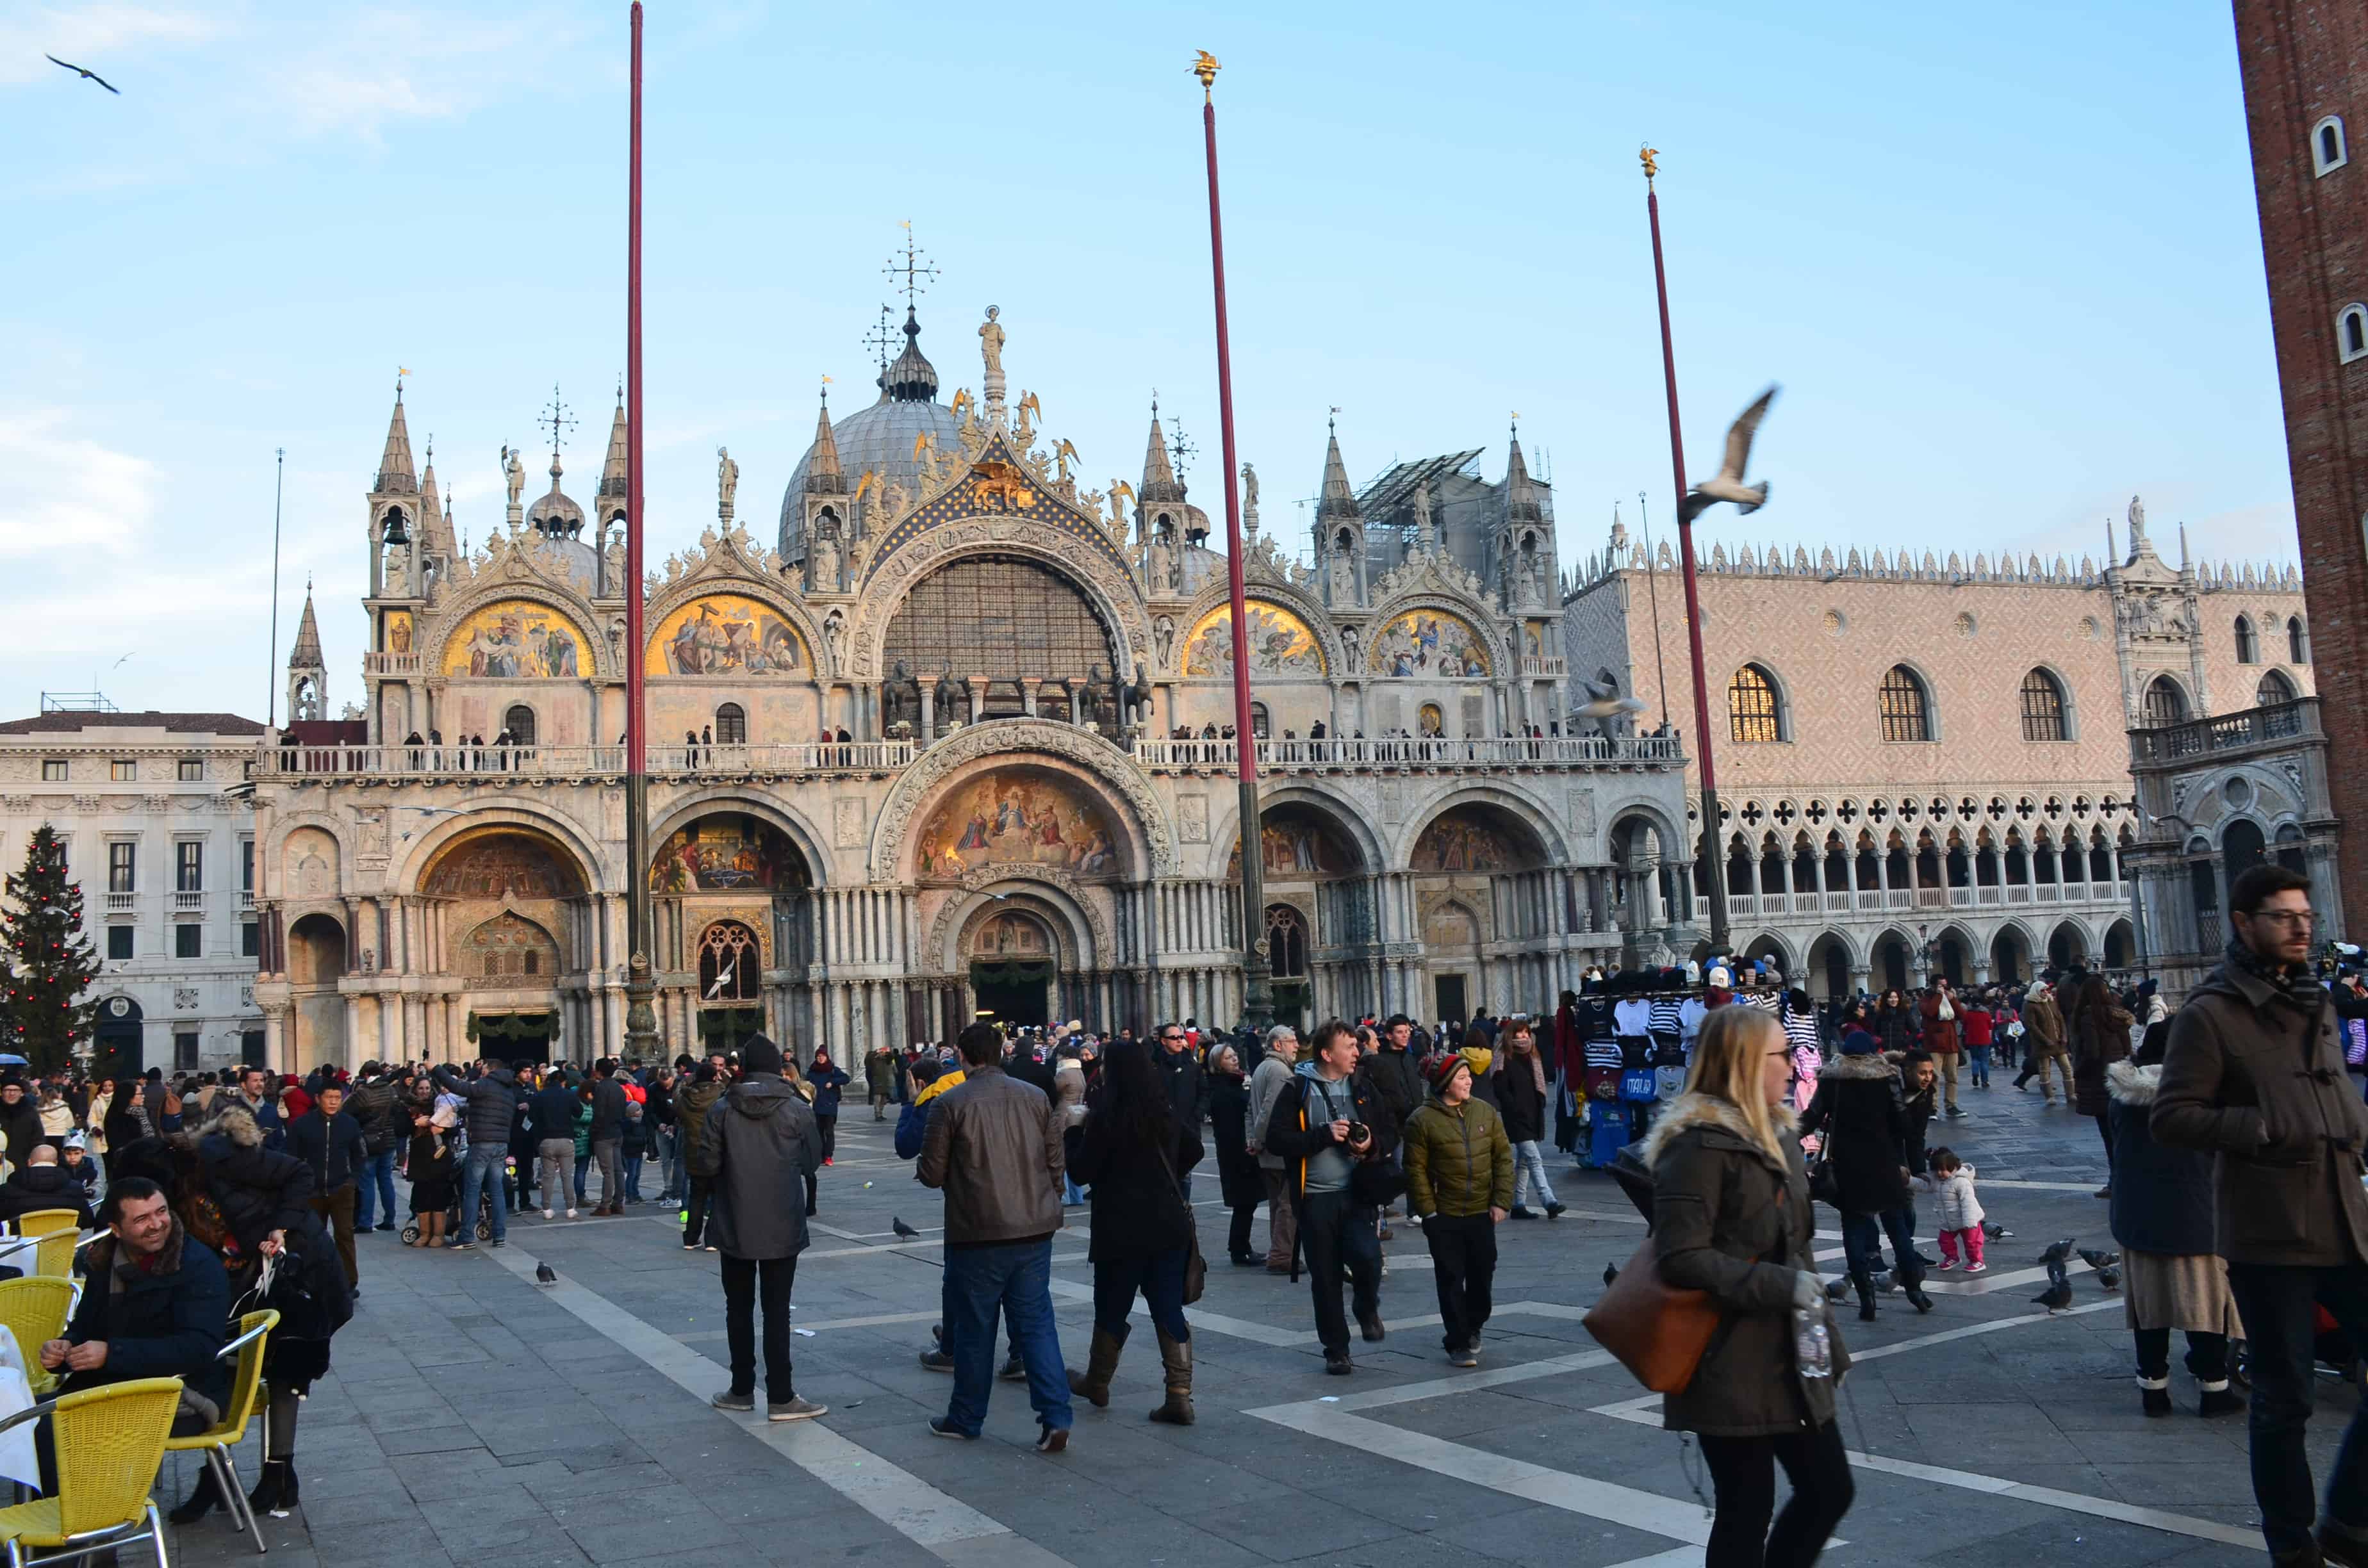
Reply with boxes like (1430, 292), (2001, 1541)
(916, 1020), (1073, 1452)
(1401, 1052), (1511, 1367)
(694, 1033), (826, 1423)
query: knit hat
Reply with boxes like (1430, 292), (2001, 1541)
(1839, 1028), (1880, 1056)
(740, 1034), (785, 1076)
(1423, 1052), (1470, 1093)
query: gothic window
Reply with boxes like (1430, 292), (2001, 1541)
(1265, 904), (1308, 978)
(1877, 665), (1930, 742)
(2315, 115), (2349, 176)
(1727, 664), (1783, 744)
(2142, 673), (2189, 728)
(698, 920), (761, 1002)
(2257, 668), (2298, 705)
(2234, 615), (2258, 664)
(714, 703), (746, 744)
(2341, 305), (2368, 364)
(2289, 615), (2310, 663)
(502, 705), (536, 746)
(1249, 702), (1270, 739)
(881, 557), (1119, 699)
(2018, 668), (2068, 742)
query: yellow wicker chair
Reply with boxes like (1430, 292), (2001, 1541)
(163, 1310), (277, 1555)
(0, 1278), (74, 1399)
(0, 1375), (183, 1568)
(28, 1234), (78, 1285)
(8, 1215), (79, 1244)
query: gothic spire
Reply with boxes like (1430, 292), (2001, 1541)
(375, 381), (418, 493)
(599, 385), (629, 500)
(418, 434), (440, 519)
(1503, 425), (1542, 525)
(1139, 396), (1183, 504)
(1315, 415), (1360, 524)
(805, 386), (844, 493)
(289, 587), (324, 671)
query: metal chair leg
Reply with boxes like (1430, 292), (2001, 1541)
(150, 1499), (171, 1568)
(211, 1446), (264, 1555)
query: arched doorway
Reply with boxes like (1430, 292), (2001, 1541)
(1932, 927), (1969, 987)
(967, 906), (1057, 1029)
(286, 912), (348, 1068)
(1409, 799), (1553, 1017)
(1872, 931), (1912, 995)
(423, 827), (589, 1066)
(93, 995), (145, 1086)
(2047, 920), (2089, 972)
(1990, 925), (2030, 986)
(648, 812), (812, 1056)
(2223, 818), (2266, 884)
(1236, 798), (1373, 1024)
(1807, 933), (1852, 1000)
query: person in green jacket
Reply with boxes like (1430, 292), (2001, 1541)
(1401, 1051), (1513, 1367)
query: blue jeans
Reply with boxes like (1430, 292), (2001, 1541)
(457, 1143), (508, 1243)
(623, 1151), (645, 1202)
(574, 1154), (590, 1204)
(353, 1150), (398, 1230)
(941, 1239), (1071, 1436)
(662, 1128), (685, 1200)
(2224, 1261), (2368, 1556)
(1841, 1207), (1921, 1287)
(1510, 1139), (1557, 1208)
(1966, 1044), (1991, 1086)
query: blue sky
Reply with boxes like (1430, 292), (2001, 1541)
(0, 1), (2289, 720)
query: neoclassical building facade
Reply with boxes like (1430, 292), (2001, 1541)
(246, 305), (1688, 1069)
(1561, 501), (2315, 995)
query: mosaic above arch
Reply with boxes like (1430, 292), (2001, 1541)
(649, 594), (809, 677)
(1370, 609), (1489, 677)
(650, 815), (806, 894)
(1183, 600), (1326, 679)
(1411, 806), (1527, 872)
(443, 600), (588, 679)
(916, 767), (1123, 882)
(424, 831), (584, 899)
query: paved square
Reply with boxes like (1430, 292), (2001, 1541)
(161, 1082), (2348, 1568)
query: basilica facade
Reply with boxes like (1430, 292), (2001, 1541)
(1561, 502), (2321, 996)
(245, 304), (1688, 1070)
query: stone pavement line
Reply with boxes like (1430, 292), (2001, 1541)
(481, 1241), (1076, 1568)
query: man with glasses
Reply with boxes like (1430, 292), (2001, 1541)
(2155, 865), (2368, 1567)
(1153, 1024), (1207, 1202)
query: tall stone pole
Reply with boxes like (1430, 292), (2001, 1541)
(623, 1), (659, 1059)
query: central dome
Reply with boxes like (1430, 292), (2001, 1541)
(778, 308), (966, 563)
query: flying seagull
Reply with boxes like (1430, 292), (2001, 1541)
(1678, 384), (1777, 524)
(46, 55), (120, 94)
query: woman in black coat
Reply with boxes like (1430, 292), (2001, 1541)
(1203, 1043), (1264, 1267)
(1798, 1031), (1932, 1319)
(1064, 1041), (1205, 1425)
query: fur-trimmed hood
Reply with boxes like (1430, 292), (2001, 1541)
(2107, 1058), (2159, 1107)
(1638, 1091), (1797, 1173)
(1817, 1051), (1898, 1082)
(171, 1103), (267, 1152)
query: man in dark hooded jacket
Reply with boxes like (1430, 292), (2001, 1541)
(695, 1035), (825, 1421)
(431, 1059), (518, 1249)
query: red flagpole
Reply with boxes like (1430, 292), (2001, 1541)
(622, 1), (658, 1054)
(1644, 156), (1729, 952)
(1197, 53), (1272, 1030)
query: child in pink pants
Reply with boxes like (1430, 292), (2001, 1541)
(1928, 1148), (1986, 1273)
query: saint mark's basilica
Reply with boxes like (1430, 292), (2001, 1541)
(247, 291), (1688, 1068)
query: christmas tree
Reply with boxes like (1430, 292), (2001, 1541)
(2, 824), (101, 1073)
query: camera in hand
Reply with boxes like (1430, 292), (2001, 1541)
(1344, 1121), (1370, 1145)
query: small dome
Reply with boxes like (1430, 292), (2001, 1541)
(779, 398), (964, 560)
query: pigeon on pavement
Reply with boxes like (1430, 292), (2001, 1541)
(892, 1217), (921, 1239)
(2032, 1278), (2075, 1311)
(2076, 1248), (2120, 1270)
(535, 1262), (557, 1286)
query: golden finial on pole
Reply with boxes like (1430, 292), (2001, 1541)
(1639, 143), (1659, 184)
(1192, 49), (1221, 99)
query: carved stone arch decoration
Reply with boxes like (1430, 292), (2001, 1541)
(393, 804), (607, 899)
(868, 718), (1174, 881)
(427, 579), (613, 682)
(460, 911), (564, 987)
(267, 808), (356, 901)
(1596, 794), (1682, 865)
(849, 527), (1153, 687)
(922, 875), (1110, 979)
(1393, 780), (1572, 871)
(1360, 586), (1511, 678)
(1173, 575), (1344, 680)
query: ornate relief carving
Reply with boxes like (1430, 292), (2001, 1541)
(919, 868), (1114, 977)
(833, 797), (867, 849)
(867, 719), (1173, 881)
(1567, 788), (1598, 838)
(1178, 794), (1209, 844)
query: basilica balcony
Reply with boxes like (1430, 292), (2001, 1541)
(364, 653), (424, 676)
(259, 739), (917, 783)
(1128, 733), (1682, 776)
(1520, 656), (1568, 678)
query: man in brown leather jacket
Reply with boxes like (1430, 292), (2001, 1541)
(916, 1020), (1073, 1451)
(2153, 863), (2368, 1568)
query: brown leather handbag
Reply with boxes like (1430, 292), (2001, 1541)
(1583, 1237), (1722, 1393)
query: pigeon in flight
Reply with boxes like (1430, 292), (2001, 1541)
(1574, 675), (1649, 721)
(45, 55), (120, 94)
(892, 1217), (921, 1240)
(534, 1262), (557, 1286)
(2032, 1278), (2075, 1312)
(1678, 385), (1777, 524)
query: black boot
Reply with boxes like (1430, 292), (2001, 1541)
(168, 1462), (222, 1524)
(1852, 1269), (1878, 1322)
(249, 1458), (296, 1519)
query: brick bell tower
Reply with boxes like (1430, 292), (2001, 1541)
(2234, 0), (2368, 918)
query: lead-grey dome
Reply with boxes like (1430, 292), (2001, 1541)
(778, 309), (965, 562)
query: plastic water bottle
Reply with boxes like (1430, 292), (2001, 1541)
(1795, 1305), (1832, 1379)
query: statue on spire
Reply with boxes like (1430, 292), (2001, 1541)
(502, 445), (525, 515)
(978, 306), (1005, 379)
(2127, 493), (2148, 547)
(716, 446), (739, 522)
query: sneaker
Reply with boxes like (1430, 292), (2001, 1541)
(1358, 1314), (1386, 1343)
(703, 1244), (718, 1252)
(449, 1241), (477, 1252)
(1449, 1347), (1479, 1368)
(1964, 1261), (1987, 1275)
(1324, 1352), (1353, 1375)
(1936, 1259), (1958, 1271)
(1945, 1106), (1966, 1119)
(711, 1389), (755, 1413)
(919, 1348), (955, 1373)
(997, 1355), (1027, 1382)
(566, 1208), (579, 1219)
(768, 1397), (827, 1422)
(1544, 1202), (1566, 1220)
(1035, 1423), (1069, 1454)
(543, 1209), (555, 1220)
(823, 1158), (834, 1167)
(928, 1417), (976, 1440)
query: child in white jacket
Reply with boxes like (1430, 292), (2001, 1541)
(1927, 1147), (1985, 1272)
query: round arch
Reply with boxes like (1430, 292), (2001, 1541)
(650, 790), (832, 888)
(1604, 800), (1683, 865)
(429, 582), (611, 682)
(869, 718), (1172, 882)
(1395, 782), (1571, 872)
(393, 806), (604, 899)
(1172, 575), (1346, 681)
(2102, 917), (2137, 970)
(643, 564), (827, 680)
(1360, 589), (1511, 678)
(1205, 779), (1386, 881)
(851, 530), (1154, 689)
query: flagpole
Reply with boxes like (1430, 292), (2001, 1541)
(267, 447), (284, 730)
(623, 0), (659, 1059)
(1195, 51), (1272, 1033)
(1643, 149), (1729, 953)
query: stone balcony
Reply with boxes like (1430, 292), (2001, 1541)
(2128, 696), (2319, 765)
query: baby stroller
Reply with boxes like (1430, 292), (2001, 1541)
(2231, 1303), (2367, 1400)
(401, 1180), (500, 1245)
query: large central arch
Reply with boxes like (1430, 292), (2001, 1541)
(869, 718), (1173, 881)
(850, 527), (1153, 687)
